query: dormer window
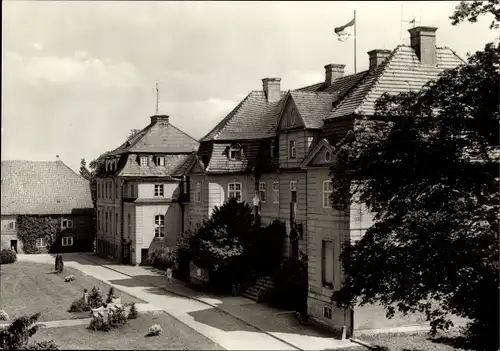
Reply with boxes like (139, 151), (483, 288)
(290, 107), (297, 126)
(156, 156), (165, 167)
(325, 151), (331, 162)
(229, 144), (242, 160)
(140, 156), (148, 167)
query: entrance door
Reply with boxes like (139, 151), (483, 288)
(141, 248), (149, 265)
(10, 240), (18, 253)
(122, 244), (131, 264)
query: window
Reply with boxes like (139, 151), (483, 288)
(290, 108), (296, 125)
(307, 136), (314, 149)
(228, 182), (242, 202)
(128, 213), (131, 236)
(322, 240), (334, 288)
(116, 213), (119, 235)
(105, 212), (109, 232)
(154, 215), (165, 238)
(62, 236), (74, 247)
(323, 180), (333, 208)
(289, 140), (296, 159)
(129, 183), (134, 197)
(259, 182), (266, 203)
(229, 144), (242, 160)
(116, 183), (120, 198)
(195, 182), (202, 203)
(272, 182), (279, 204)
(154, 184), (164, 197)
(290, 181), (297, 203)
(36, 238), (47, 248)
(140, 156), (148, 167)
(325, 151), (331, 162)
(323, 305), (332, 319)
(97, 210), (101, 230)
(270, 140), (276, 158)
(61, 218), (73, 230)
(8, 221), (15, 230)
(156, 156), (165, 166)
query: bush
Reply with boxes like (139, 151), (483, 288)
(88, 315), (110, 332)
(54, 255), (64, 274)
(0, 249), (17, 264)
(105, 287), (117, 304)
(25, 340), (60, 350)
(88, 287), (103, 309)
(127, 303), (138, 320)
(148, 247), (177, 271)
(146, 324), (163, 336)
(108, 307), (127, 329)
(68, 298), (90, 313)
(0, 310), (9, 321)
(246, 220), (286, 276)
(0, 313), (59, 350)
(64, 275), (75, 283)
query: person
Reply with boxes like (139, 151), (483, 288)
(83, 289), (89, 304)
(166, 267), (173, 283)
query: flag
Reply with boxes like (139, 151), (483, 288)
(409, 18), (415, 24)
(334, 18), (355, 41)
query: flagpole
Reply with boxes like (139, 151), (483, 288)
(354, 10), (357, 74)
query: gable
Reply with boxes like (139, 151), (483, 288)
(310, 146), (335, 167)
(278, 96), (304, 131)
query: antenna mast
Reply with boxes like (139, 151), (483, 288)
(155, 82), (159, 115)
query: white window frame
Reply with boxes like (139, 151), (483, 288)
(36, 237), (47, 248)
(259, 182), (266, 203)
(154, 215), (165, 238)
(62, 236), (74, 247)
(156, 156), (165, 166)
(228, 182), (242, 202)
(229, 145), (242, 160)
(154, 184), (164, 197)
(8, 221), (16, 230)
(195, 182), (202, 203)
(140, 156), (148, 167)
(323, 180), (333, 208)
(289, 140), (296, 159)
(325, 150), (331, 162)
(272, 181), (279, 204)
(61, 218), (73, 230)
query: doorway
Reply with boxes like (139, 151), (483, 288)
(122, 244), (131, 264)
(141, 249), (149, 265)
(10, 240), (18, 253)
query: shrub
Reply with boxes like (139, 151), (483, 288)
(68, 298), (90, 313)
(64, 275), (75, 283)
(0, 313), (59, 350)
(105, 287), (117, 304)
(88, 287), (104, 309)
(16, 216), (60, 254)
(54, 255), (58, 272)
(147, 324), (163, 336)
(148, 247), (177, 271)
(87, 315), (110, 332)
(58, 256), (64, 273)
(107, 307), (127, 329)
(25, 340), (60, 350)
(0, 310), (9, 321)
(0, 249), (17, 264)
(127, 303), (138, 320)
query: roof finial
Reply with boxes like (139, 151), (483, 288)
(155, 82), (159, 115)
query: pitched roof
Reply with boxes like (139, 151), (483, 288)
(200, 91), (287, 142)
(116, 154), (192, 178)
(300, 138), (334, 168)
(288, 91), (338, 129)
(327, 45), (464, 119)
(109, 118), (199, 156)
(1, 161), (93, 216)
(295, 71), (368, 95)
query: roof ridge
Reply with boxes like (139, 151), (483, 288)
(200, 92), (253, 142)
(439, 46), (467, 64)
(168, 122), (200, 145)
(56, 160), (88, 182)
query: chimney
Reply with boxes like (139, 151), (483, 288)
(324, 64), (345, 86)
(367, 49), (391, 70)
(408, 26), (438, 65)
(262, 78), (281, 102)
(150, 115), (169, 124)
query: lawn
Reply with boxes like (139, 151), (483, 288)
(357, 330), (472, 351)
(0, 261), (143, 322)
(31, 311), (223, 350)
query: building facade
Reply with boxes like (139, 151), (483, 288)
(95, 114), (198, 265)
(181, 26), (465, 334)
(0, 160), (94, 253)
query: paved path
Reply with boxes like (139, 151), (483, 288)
(0, 318), (92, 329)
(17, 254), (357, 351)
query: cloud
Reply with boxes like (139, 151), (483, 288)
(31, 42), (43, 51)
(4, 52), (144, 88)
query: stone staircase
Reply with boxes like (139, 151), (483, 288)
(241, 276), (274, 302)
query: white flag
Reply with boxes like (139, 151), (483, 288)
(334, 18), (355, 42)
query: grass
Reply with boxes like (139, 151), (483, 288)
(357, 330), (472, 351)
(31, 311), (223, 350)
(0, 261), (143, 322)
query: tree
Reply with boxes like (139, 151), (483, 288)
(128, 129), (141, 140)
(450, 0), (500, 29)
(330, 41), (499, 350)
(0, 313), (59, 350)
(79, 158), (91, 181)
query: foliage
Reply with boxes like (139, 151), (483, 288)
(88, 315), (110, 332)
(174, 226), (198, 282)
(68, 297), (90, 313)
(127, 303), (138, 320)
(147, 324), (163, 337)
(0, 249), (17, 265)
(79, 158), (92, 182)
(0, 312), (58, 350)
(247, 220), (286, 276)
(0, 311), (8, 321)
(329, 42), (499, 350)
(106, 287), (117, 304)
(88, 287), (104, 309)
(64, 275), (75, 283)
(87, 307), (128, 332)
(267, 257), (308, 314)
(55, 255), (64, 274)
(148, 247), (177, 271)
(450, 0), (500, 29)
(16, 216), (61, 254)
(128, 129), (141, 140)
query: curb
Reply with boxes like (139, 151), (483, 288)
(77, 254), (304, 351)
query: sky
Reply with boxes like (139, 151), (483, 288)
(2, 1), (497, 172)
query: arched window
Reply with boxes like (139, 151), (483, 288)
(325, 150), (331, 162)
(229, 144), (242, 160)
(154, 215), (165, 238)
(323, 305), (332, 319)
